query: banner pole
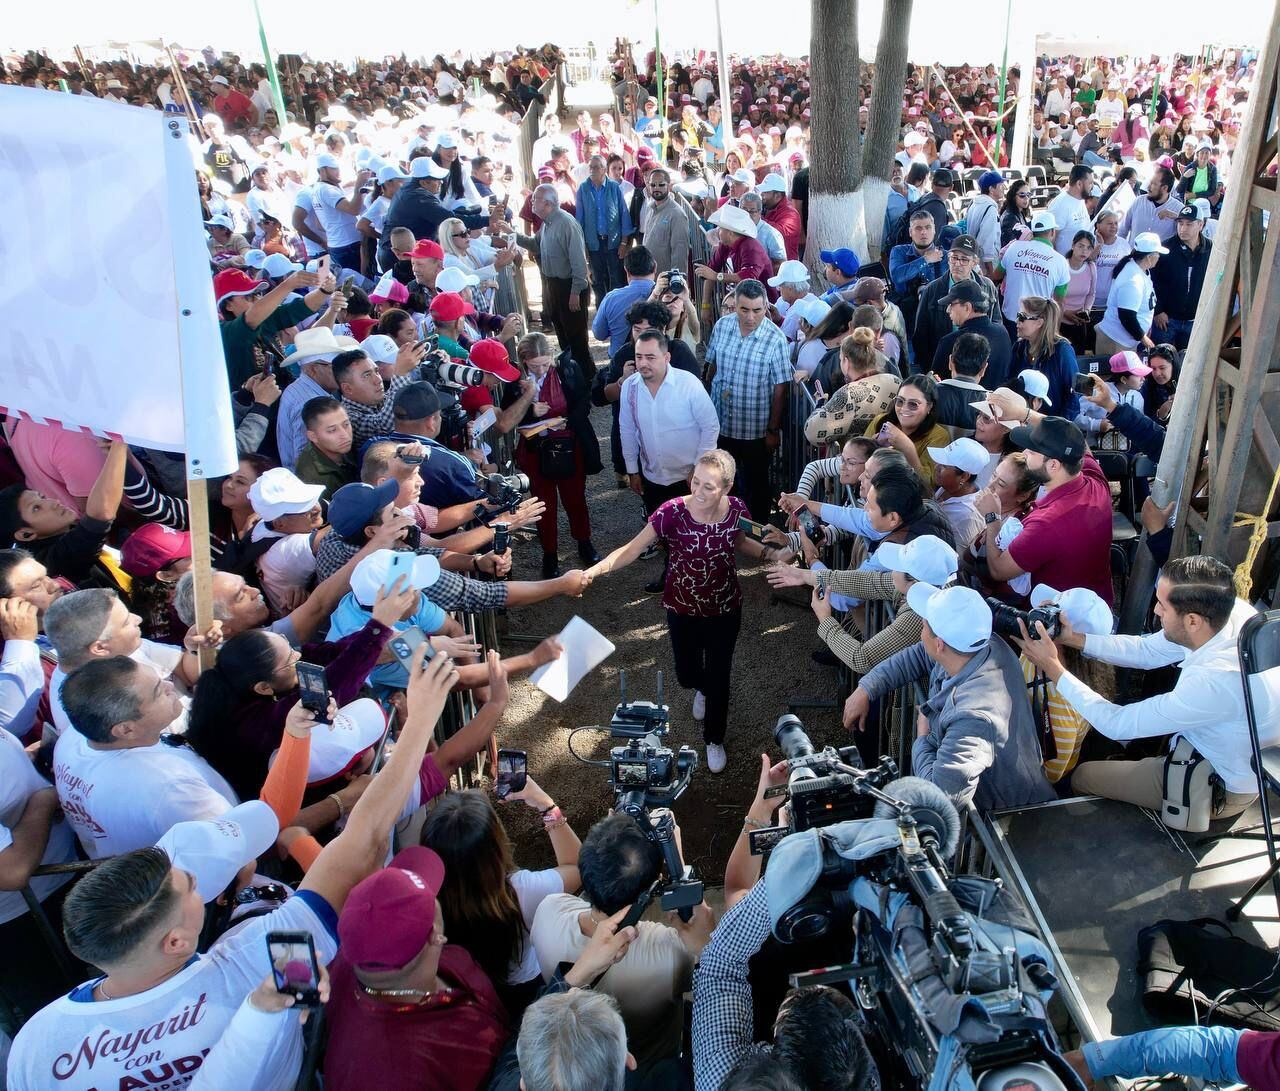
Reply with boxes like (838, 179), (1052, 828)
(252, 0), (292, 148)
(186, 479), (216, 671)
(992, 0), (1013, 164)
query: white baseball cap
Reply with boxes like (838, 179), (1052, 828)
(306, 698), (388, 784)
(436, 266), (481, 292)
(1030, 210), (1057, 232)
(248, 468), (325, 522)
(361, 334), (400, 366)
(711, 204), (758, 238)
(261, 253), (303, 278)
(242, 248), (268, 269)
(903, 131), (927, 148)
(1017, 369), (1052, 406)
(350, 549), (441, 607)
(155, 801), (279, 902)
(1030, 584), (1113, 636)
(926, 437), (989, 476)
(203, 214), (234, 231)
(794, 297), (832, 327)
(1133, 231), (1170, 255)
(377, 164), (407, 185)
(757, 173), (787, 194)
(410, 157), (451, 180)
(906, 583), (992, 652)
(729, 167), (754, 185)
(210, 75), (230, 87)
(767, 259), (810, 287)
(315, 152), (342, 172)
(875, 536), (958, 586)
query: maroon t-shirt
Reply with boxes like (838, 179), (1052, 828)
(649, 496), (748, 617)
(1007, 453), (1115, 604)
(324, 944), (508, 1091)
(1238, 1031), (1280, 1089)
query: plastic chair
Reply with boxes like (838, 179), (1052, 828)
(1025, 165), (1048, 187)
(1225, 610), (1280, 919)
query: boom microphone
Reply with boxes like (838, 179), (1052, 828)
(874, 777), (961, 858)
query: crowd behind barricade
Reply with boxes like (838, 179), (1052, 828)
(1, 33), (1278, 1091)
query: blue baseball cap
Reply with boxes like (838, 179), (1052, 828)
(328, 480), (399, 538)
(978, 170), (1005, 192)
(819, 248), (860, 277)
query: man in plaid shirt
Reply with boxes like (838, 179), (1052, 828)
(704, 279), (791, 521)
(333, 349), (420, 446)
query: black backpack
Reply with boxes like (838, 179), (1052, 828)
(886, 193), (941, 250)
(1138, 916), (1280, 1030)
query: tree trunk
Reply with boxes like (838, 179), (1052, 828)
(860, 0), (915, 261)
(805, 0), (860, 282)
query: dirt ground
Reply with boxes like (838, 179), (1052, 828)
(494, 389), (844, 884)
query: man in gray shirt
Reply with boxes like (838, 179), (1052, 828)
(637, 169), (690, 276)
(843, 583), (1055, 811)
(513, 184), (594, 380)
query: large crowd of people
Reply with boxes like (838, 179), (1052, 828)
(1, 32), (1277, 1091)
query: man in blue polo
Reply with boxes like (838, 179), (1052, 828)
(819, 247), (861, 306)
(591, 246), (657, 356)
(576, 155), (634, 307)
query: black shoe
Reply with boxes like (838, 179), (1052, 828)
(811, 647), (840, 667)
(577, 540), (601, 564)
(644, 576), (665, 594)
(541, 553), (561, 579)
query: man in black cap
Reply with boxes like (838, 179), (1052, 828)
(911, 235), (999, 373)
(931, 277), (1012, 388)
(923, 168), (955, 237)
(369, 382), (486, 510)
(976, 407), (1114, 604)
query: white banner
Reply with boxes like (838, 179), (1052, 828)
(0, 87), (237, 479)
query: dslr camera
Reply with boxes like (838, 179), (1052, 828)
(665, 268), (687, 296)
(420, 353), (487, 391)
(478, 468), (530, 514)
(986, 597), (1062, 641)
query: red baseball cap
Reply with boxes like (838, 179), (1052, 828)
(636, 145), (656, 163)
(121, 523), (192, 580)
(469, 339), (520, 381)
(408, 239), (444, 260)
(213, 268), (265, 305)
(429, 291), (475, 321)
(337, 846), (445, 972)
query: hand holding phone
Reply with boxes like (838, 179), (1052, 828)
(267, 931), (321, 1006)
(387, 626), (433, 671)
(295, 662), (330, 721)
(495, 748), (527, 799)
(737, 516), (769, 544)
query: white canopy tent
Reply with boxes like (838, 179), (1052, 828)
(4, 1), (1267, 66)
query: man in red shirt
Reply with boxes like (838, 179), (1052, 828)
(210, 75), (256, 129)
(324, 845), (508, 1090)
(975, 414), (1114, 604)
(758, 173), (804, 260)
(694, 205), (776, 301)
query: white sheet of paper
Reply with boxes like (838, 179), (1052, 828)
(530, 615), (616, 702)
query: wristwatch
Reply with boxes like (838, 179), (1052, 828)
(984, 511), (1000, 526)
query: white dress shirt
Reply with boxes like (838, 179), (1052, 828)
(619, 367), (720, 486)
(1058, 599), (1278, 794)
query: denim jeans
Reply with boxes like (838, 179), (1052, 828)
(587, 243), (625, 307)
(1160, 317), (1195, 351)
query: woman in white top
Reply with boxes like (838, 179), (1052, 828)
(438, 216), (515, 315)
(421, 780), (580, 1016)
(795, 301), (854, 380)
(1095, 231), (1167, 355)
(1090, 209), (1131, 312)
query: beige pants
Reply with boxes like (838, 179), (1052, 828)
(1072, 755), (1256, 815)
(1093, 330), (1135, 359)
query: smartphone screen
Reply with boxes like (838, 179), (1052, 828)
(316, 254), (330, 281)
(388, 626), (432, 670)
(267, 931), (321, 1005)
(295, 662), (329, 717)
(737, 516), (768, 543)
(495, 748), (527, 799)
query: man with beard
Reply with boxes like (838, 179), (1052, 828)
(1119, 166), (1184, 245)
(635, 169), (689, 275)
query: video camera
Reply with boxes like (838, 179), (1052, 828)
(985, 598), (1061, 641)
(478, 467), (530, 515)
(571, 671), (704, 921)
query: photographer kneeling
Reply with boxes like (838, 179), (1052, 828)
(844, 584), (1055, 810)
(1015, 555), (1271, 818)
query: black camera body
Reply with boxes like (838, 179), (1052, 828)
(986, 598), (1062, 641)
(479, 470), (530, 514)
(666, 268), (687, 296)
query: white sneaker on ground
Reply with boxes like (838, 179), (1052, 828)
(692, 690), (706, 720)
(706, 743), (727, 774)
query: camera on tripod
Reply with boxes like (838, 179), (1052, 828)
(986, 598), (1061, 641)
(478, 468), (530, 514)
(572, 671), (704, 920)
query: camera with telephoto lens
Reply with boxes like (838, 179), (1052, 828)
(754, 715), (899, 840)
(665, 268), (687, 296)
(479, 468), (530, 514)
(986, 598), (1062, 641)
(419, 355), (487, 391)
(570, 672), (704, 920)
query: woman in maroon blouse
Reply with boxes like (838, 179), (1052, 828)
(586, 449), (772, 773)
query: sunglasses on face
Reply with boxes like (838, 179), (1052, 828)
(895, 397), (926, 411)
(452, 232), (469, 239)
(1016, 312), (1044, 322)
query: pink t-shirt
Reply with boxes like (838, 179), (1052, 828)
(649, 496), (748, 617)
(3, 420), (107, 514)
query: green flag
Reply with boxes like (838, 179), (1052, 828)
(252, 0), (291, 144)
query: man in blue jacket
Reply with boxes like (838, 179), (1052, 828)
(576, 156), (634, 307)
(379, 158), (492, 273)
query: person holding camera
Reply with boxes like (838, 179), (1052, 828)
(844, 583), (1055, 810)
(530, 811), (715, 1073)
(513, 333), (602, 578)
(651, 267), (701, 353)
(1015, 555), (1268, 817)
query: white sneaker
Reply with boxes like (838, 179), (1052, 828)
(692, 690), (706, 720)
(706, 743), (727, 774)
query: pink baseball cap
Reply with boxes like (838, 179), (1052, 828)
(1109, 351), (1152, 377)
(338, 846), (445, 971)
(121, 524), (192, 580)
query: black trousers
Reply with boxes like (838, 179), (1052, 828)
(640, 475), (687, 517)
(543, 276), (596, 382)
(666, 609), (742, 744)
(719, 435), (773, 523)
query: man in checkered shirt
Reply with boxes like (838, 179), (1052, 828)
(703, 279), (791, 521)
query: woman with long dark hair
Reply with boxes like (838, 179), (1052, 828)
(999, 179), (1032, 247)
(863, 374), (951, 489)
(1009, 295), (1080, 418)
(795, 301), (854, 384)
(433, 137), (481, 210)
(421, 784), (580, 1015)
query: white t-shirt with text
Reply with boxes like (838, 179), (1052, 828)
(997, 239), (1071, 321)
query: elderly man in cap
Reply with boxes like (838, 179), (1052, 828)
(312, 152), (373, 275)
(932, 279), (1012, 388)
(739, 192), (786, 266)
(695, 205), (774, 298)
(844, 583), (1055, 810)
(718, 167), (755, 209)
(205, 213), (251, 268)
(768, 260), (819, 339)
(380, 157), (495, 273)
(758, 172), (803, 260)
